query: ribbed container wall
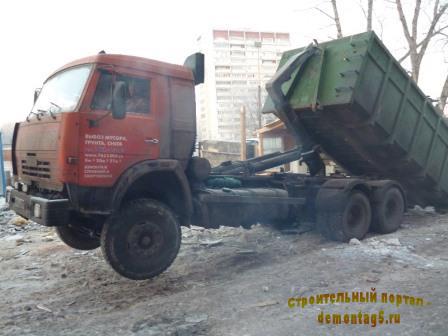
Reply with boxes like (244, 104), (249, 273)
(264, 31), (448, 206)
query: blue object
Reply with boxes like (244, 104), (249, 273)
(0, 133), (6, 196)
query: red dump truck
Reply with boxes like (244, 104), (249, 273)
(10, 31), (439, 280)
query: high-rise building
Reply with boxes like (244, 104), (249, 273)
(196, 29), (291, 141)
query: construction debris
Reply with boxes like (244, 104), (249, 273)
(8, 216), (29, 227)
(199, 239), (223, 247)
(349, 238), (361, 245)
(1, 200), (447, 335)
(185, 314), (208, 323)
(36, 304), (52, 313)
(409, 205), (437, 216)
(250, 300), (279, 308)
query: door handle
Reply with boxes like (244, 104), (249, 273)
(144, 138), (159, 144)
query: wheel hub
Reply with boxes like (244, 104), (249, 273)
(127, 222), (164, 256)
(139, 235), (152, 248)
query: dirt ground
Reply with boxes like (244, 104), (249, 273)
(1, 204), (448, 336)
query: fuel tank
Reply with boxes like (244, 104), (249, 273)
(192, 187), (304, 228)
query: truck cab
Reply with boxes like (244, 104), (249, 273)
(9, 52), (204, 279)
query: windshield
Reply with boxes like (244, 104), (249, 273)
(31, 64), (92, 115)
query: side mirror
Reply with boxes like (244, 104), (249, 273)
(184, 53), (204, 85)
(34, 88), (41, 103)
(111, 81), (127, 119)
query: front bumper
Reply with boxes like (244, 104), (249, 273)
(8, 189), (70, 226)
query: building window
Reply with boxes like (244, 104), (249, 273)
(230, 43), (245, 49)
(263, 137), (283, 154)
(214, 42), (229, 48)
(231, 50), (245, 56)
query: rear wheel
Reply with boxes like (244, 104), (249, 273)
(371, 187), (404, 234)
(100, 199), (181, 280)
(55, 220), (101, 251)
(317, 190), (371, 242)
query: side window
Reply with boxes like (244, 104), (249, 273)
(91, 72), (113, 110)
(119, 75), (150, 114)
(90, 72), (150, 114)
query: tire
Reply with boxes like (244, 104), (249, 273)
(317, 190), (371, 242)
(371, 187), (404, 234)
(55, 224), (100, 250)
(100, 199), (181, 280)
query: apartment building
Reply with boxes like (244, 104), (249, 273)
(196, 29), (291, 141)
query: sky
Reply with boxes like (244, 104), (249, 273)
(1, 0), (447, 126)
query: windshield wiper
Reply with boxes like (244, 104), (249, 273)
(50, 101), (61, 111)
(26, 101), (60, 121)
(26, 111), (42, 122)
(47, 101), (61, 119)
(36, 101), (59, 119)
(37, 109), (56, 120)
(37, 109), (54, 118)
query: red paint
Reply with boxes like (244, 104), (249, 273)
(15, 54), (194, 190)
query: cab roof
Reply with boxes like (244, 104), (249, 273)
(50, 53), (194, 82)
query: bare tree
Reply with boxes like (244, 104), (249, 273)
(437, 37), (448, 112)
(331, 0), (343, 38)
(439, 74), (448, 111)
(317, 0), (375, 38)
(367, 0), (373, 31)
(358, 0), (374, 31)
(314, 0), (343, 38)
(311, 0), (448, 112)
(395, 0), (448, 82)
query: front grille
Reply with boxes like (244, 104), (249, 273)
(21, 154), (51, 179)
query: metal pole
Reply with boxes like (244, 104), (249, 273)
(255, 41), (262, 129)
(258, 131), (264, 156)
(0, 133), (6, 196)
(240, 105), (247, 160)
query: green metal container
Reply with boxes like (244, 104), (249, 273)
(264, 31), (448, 206)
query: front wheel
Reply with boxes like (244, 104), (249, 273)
(100, 199), (181, 280)
(55, 222), (101, 250)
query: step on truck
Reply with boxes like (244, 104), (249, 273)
(8, 31), (441, 280)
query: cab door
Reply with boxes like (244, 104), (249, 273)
(78, 67), (161, 188)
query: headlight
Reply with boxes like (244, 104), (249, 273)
(34, 203), (41, 218)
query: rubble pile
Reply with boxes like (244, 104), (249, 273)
(0, 199), (42, 238)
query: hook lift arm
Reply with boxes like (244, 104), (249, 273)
(265, 43), (325, 176)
